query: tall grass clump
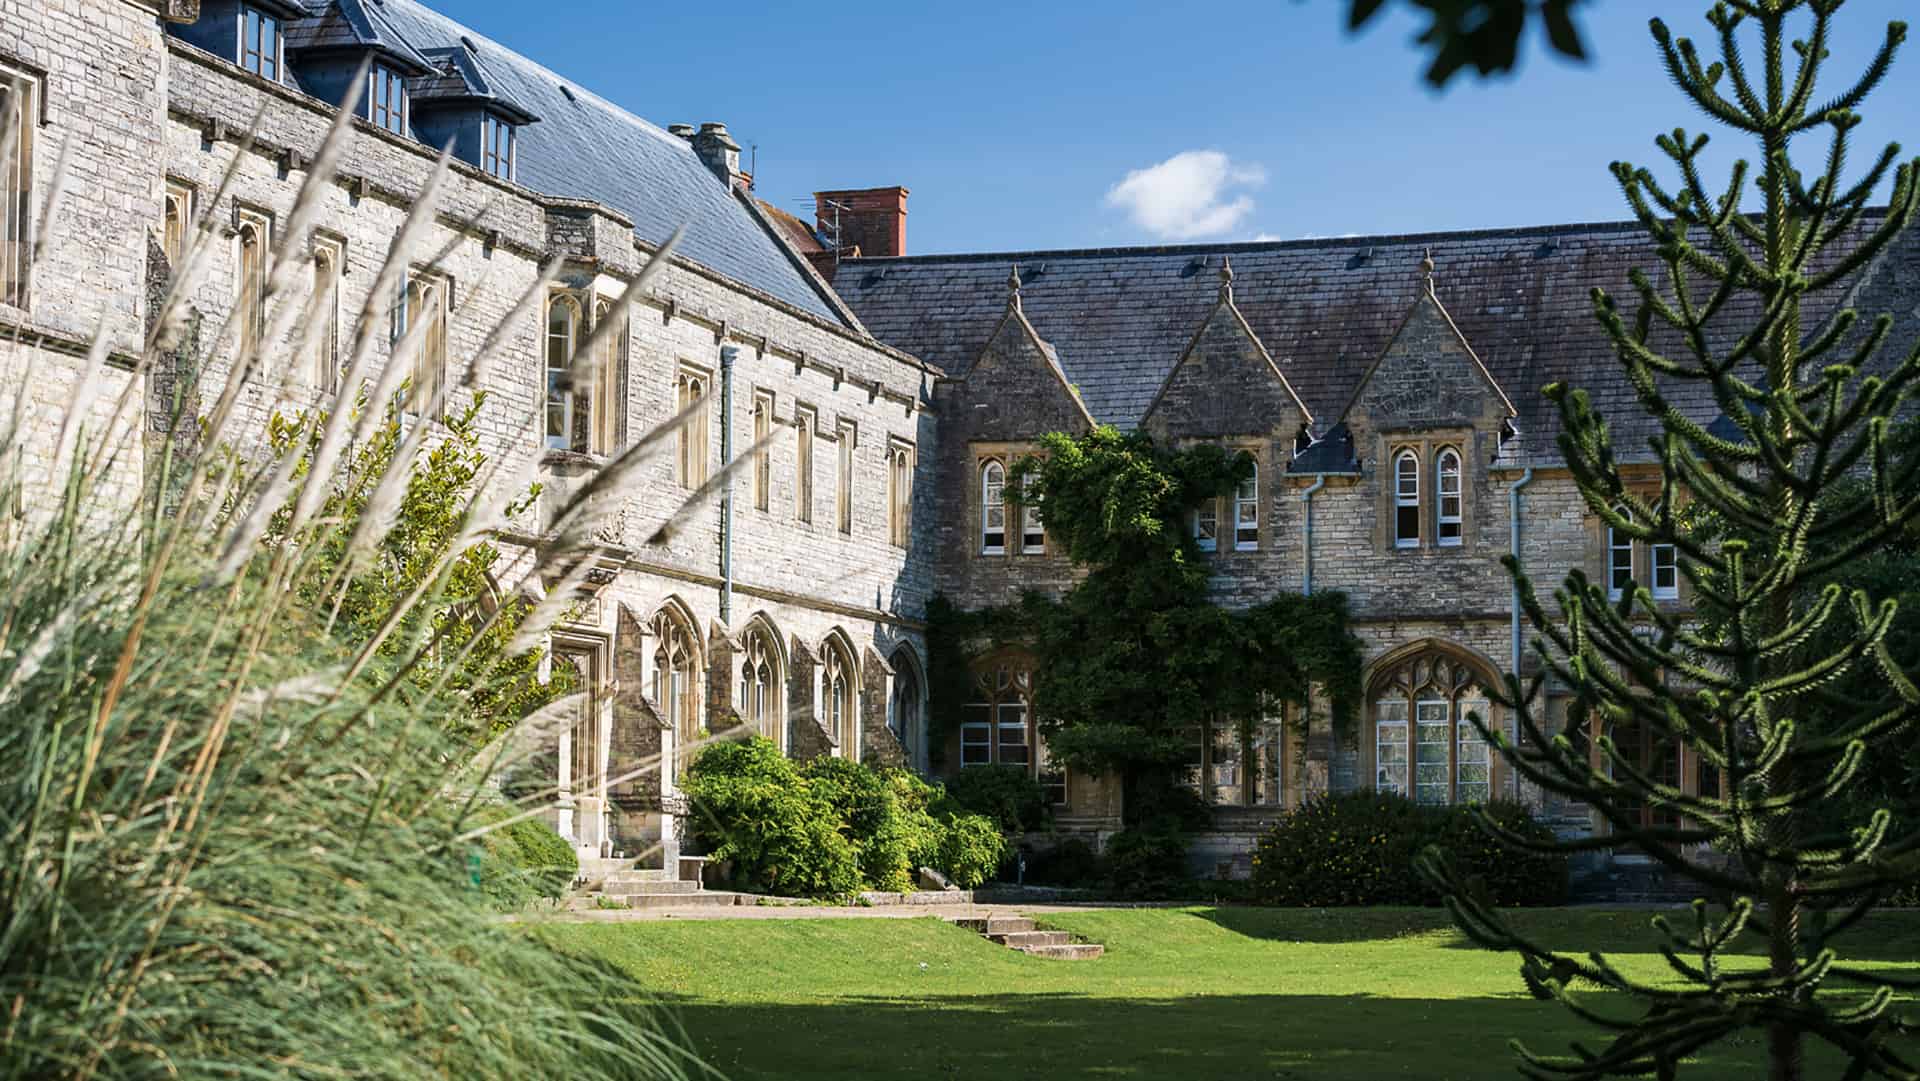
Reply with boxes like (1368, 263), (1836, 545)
(0, 84), (703, 1080)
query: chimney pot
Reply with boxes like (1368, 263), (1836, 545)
(668, 123), (695, 138)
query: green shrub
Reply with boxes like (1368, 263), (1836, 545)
(470, 805), (579, 910)
(1251, 792), (1566, 907)
(684, 739), (1007, 896)
(683, 739), (861, 899)
(937, 813), (1009, 888)
(941, 764), (1051, 834)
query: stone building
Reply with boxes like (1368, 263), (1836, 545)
(6, 0), (1917, 879)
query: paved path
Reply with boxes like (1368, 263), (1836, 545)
(535, 900), (1148, 923)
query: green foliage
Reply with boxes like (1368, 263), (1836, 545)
(929, 427), (1365, 830)
(684, 739), (1006, 897)
(1343, 0), (1590, 87)
(1417, 6), (1920, 1079)
(1023, 838), (1104, 887)
(1102, 825), (1193, 897)
(470, 804), (581, 910)
(0, 487), (689, 1079)
(940, 764), (1052, 834)
(1254, 793), (1565, 907)
(264, 397), (572, 746)
(934, 814), (1009, 890)
(683, 739), (862, 899)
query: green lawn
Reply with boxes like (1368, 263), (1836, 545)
(543, 907), (1920, 1081)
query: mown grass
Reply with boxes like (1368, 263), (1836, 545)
(545, 907), (1920, 1080)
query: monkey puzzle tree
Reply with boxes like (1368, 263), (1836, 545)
(1420, 3), (1920, 1080)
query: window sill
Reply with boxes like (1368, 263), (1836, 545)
(539, 449), (607, 470)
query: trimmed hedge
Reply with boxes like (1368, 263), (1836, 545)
(683, 738), (1007, 898)
(1251, 791), (1566, 907)
(469, 805), (579, 910)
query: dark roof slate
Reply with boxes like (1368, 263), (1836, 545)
(288, 0), (847, 324)
(286, 0), (434, 73)
(411, 46), (538, 124)
(833, 216), (1913, 465)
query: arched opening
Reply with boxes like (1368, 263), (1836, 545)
(1435, 447), (1463, 547)
(544, 294), (583, 451)
(980, 460), (1006, 554)
(888, 644), (924, 766)
(739, 616), (786, 750)
(1393, 449), (1421, 548)
(822, 634), (857, 757)
(1367, 642), (1499, 805)
(651, 603), (702, 776)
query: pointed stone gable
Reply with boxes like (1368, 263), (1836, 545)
(1141, 285), (1311, 443)
(1341, 286), (1516, 434)
(946, 277), (1095, 442)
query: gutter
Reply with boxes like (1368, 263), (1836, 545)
(719, 344), (739, 625)
(1299, 475), (1329, 595)
(1506, 467), (1536, 801)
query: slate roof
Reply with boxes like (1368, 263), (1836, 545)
(286, 0), (434, 73)
(284, 0), (848, 325)
(833, 216), (1916, 466)
(411, 47), (538, 125)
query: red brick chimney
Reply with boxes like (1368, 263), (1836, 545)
(814, 186), (909, 259)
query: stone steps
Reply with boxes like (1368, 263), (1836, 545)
(947, 915), (1103, 960)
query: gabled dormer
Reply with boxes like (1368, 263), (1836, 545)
(282, 0), (435, 137)
(171, 1), (309, 85)
(945, 265), (1096, 442)
(410, 45), (539, 182)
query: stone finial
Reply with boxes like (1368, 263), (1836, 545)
(1421, 247), (1437, 290)
(1007, 263), (1023, 312)
(1219, 255), (1235, 300)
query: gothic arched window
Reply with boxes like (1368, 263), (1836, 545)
(1371, 647), (1493, 805)
(651, 607), (701, 775)
(545, 295), (582, 451)
(963, 655), (1032, 769)
(739, 622), (784, 748)
(822, 638), (856, 756)
(889, 645), (922, 760)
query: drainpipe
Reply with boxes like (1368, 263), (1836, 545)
(1299, 475), (1328, 595)
(719, 344), (738, 626)
(1506, 467), (1536, 801)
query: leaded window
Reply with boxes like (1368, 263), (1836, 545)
(1372, 649), (1493, 805)
(795, 408), (814, 522)
(962, 657), (1033, 769)
(753, 393), (774, 512)
(652, 608), (701, 776)
(739, 624), (783, 748)
(400, 273), (448, 419)
(823, 639), (856, 755)
(1192, 500), (1218, 553)
(235, 212), (270, 356)
(836, 421), (855, 535)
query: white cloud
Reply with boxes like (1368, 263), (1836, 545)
(1104, 151), (1267, 241)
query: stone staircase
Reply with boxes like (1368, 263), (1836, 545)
(571, 861), (747, 911)
(948, 915), (1103, 960)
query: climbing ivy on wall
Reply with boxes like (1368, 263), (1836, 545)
(927, 425), (1364, 826)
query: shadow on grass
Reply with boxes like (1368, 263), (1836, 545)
(1187, 906), (1920, 963)
(657, 990), (1782, 1081)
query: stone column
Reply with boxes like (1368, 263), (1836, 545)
(860, 646), (906, 768)
(608, 604), (672, 867)
(785, 635), (833, 761)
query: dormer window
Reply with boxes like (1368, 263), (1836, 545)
(369, 65), (407, 135)
(481, 113), (514, 180)
(239, 7), (283, 82)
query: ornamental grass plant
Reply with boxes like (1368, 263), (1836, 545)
(0, 81), (705, 1080)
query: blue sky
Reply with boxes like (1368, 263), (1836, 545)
(439, 1), (1920, 255)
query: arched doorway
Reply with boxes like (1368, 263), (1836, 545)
(821, 633), (858, 758)
(888, 644), (924, 767)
